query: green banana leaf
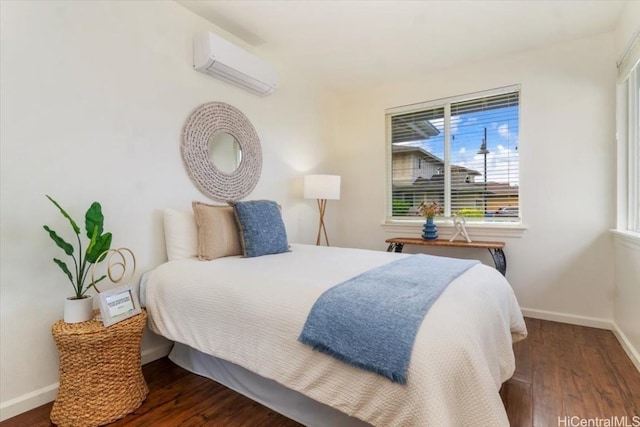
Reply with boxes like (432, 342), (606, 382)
(85, 202), (104, 239)
(86, 232), (112, 264)
(46, 195), (80, 235)
(85, 224), (98, 260)
(43, 226), (74, 256)
(53, 258), (73, 284)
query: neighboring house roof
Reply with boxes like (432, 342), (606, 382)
(410, 175), (486, 194)
(392, 116), (440, 143)
(394, 176), (518, 196)
(392, 145), (444, 164)
(451, 165), (482, 177)
(392, 146), (482, 178)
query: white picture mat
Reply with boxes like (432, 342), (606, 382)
(98, 284), (141, 327)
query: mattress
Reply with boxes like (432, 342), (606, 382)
(142, 244), (527, 426)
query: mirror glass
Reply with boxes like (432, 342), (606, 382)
(208, 132), (242, 173)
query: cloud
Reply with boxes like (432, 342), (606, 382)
(497, 124), (511, 140)
(454, 144), (519, 185)
(484, 145), (519, 185)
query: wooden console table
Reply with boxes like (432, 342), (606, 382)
(385, 237), (507, 276)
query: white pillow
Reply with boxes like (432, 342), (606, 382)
(163, 208), (198, 261)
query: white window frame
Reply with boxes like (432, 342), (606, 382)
(384, 85), (526, 237)
(615, 31), (640, 242)
(628, 67), (639, 233)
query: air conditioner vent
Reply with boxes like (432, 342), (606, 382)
(194, 32), (277, 96)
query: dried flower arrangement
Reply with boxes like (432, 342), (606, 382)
(418, 201), (443, 219)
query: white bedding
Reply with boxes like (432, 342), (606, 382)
(143, 244), (527, 427)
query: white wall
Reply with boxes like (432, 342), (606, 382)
(613, 0), (640, 371)
(1, 0), (637, 421)
(329, 33), (617, 325)
(0, 1), (330, 419)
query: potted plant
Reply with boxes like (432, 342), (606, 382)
(43, 195), (112, 323)
(418, 201), (443, 240)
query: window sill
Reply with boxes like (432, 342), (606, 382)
(610, 229), (640, 250)
(382, 219), (527, 239)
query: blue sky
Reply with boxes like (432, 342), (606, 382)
(415, 106), (519, 185)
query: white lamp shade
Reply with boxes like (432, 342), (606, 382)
(304, 175), (341, 200)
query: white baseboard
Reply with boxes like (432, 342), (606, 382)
(0, 342), (173, 423)
(521, 307), (612, 330)
(142, 342), (173, 365)
(0, 382), (59, 422)
(612, 321), (640, 373)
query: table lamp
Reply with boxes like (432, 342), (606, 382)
(304, 174), (341, 246)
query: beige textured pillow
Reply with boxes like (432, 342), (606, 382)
(192, 201), (242, 260)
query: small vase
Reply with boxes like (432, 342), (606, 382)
(64, 295), (94, 323)
(422, 218), (438, 240)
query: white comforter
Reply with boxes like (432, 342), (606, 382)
(144, 244), (527, 427)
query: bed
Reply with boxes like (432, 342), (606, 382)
(141, 205), (527, 427)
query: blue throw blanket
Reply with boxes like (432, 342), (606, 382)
(299, 254), (479, 384)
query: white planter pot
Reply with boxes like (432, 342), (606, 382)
(63, 295), (94, 323)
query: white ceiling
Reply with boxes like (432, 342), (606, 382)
(176, 0), (627, 90)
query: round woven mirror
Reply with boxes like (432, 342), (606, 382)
(182, 102), (262, 201)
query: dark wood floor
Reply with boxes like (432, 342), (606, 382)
(500, 318), (640, 426)
(2, 318), (639, 427)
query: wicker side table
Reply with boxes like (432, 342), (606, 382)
(50, 310), (148, 427)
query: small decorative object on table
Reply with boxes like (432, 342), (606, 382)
(419, 201), (442, 240)
(449, 214), (472, 243)
(43, 195), (113, 324)
(422, 218), (438, 240)
(91, 247), (141, 327)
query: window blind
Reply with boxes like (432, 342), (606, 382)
(389, 88), (520, 222)
(450, 92), (519, 219)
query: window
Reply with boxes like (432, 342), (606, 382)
(629, 66), (640, 232)
(387, 86), (520, 223)
(617, 33), (640, 234)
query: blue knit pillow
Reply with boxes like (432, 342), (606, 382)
(230, 200), (289, 258)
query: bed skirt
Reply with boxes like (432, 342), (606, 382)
(168, 342), (372, 427)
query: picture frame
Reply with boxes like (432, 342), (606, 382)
(97, 284), (142, 327)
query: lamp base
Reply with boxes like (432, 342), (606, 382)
(316, 199), (330, 246)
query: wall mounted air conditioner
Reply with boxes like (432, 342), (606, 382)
(193, 31), (278, 96)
